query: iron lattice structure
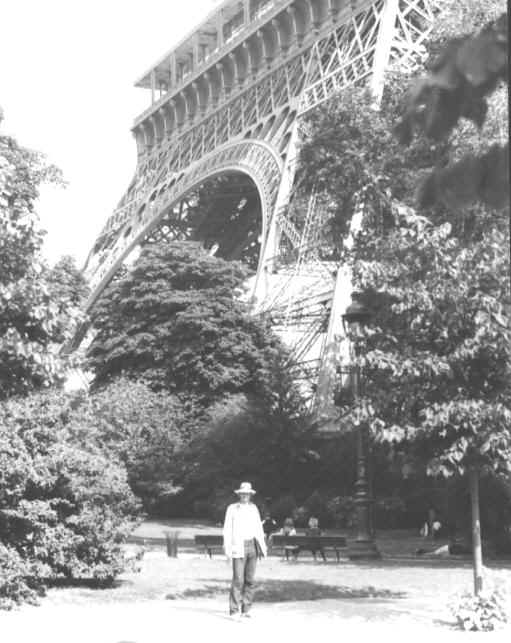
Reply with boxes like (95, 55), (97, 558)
(82, 0), (441, 425)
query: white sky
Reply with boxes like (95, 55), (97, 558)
(0, 0), (221, 267)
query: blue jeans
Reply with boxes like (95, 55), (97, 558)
(229, 539), (257, 614)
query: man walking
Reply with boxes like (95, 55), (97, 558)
(223, 482), (267, 619)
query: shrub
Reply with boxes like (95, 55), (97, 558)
(269, 495), (298, 526)
(450, 590), (509, 631)
(374, 496), (407, 529)
(0, 390), (141, 607)
(326, 496), (356, 529)
(193, 488), (237, 523)
(87, 378), (191, 513)
(302, 491), (338, 527)
(0, 545), (44, 611)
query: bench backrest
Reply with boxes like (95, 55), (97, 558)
(272, 535), (347, 547)
(194, 535), (223, 546)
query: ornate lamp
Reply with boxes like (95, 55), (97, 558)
(342, 294), (380, 560)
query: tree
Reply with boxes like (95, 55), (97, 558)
(299, 0), (509, 602)
(0, 122), (79, 399)
(87, 241), (284, 406)
(48, 255), (89, 308)
(390, 0), (509, 598)
(177, 356), (320, 520)
(396, 5), (508, 210)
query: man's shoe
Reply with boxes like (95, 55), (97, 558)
(242, 612), (251, 618)
(229, 611), (241, 620)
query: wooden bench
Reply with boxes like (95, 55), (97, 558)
(271, 535), (347, 562)
(194, 534), (223, 558)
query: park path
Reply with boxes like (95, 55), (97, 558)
(2, 552), (511, 643)
(2, 592), (510, 643)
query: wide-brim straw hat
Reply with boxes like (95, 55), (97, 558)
(235, 482), (256, 495)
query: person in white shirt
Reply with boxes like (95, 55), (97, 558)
(223, 481), (267, 618)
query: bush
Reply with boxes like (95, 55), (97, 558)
(374, 496), (407, 529)
(326, 496), (356, 529)
(0, 390), (141, 608)
(269, 495), (298, 526)
(87, 378), (191, 513)
(450, 590), (509, 631)
(300, 491), (333, 527)
(0, 545), (44, 611)
(193, 488), (237, 524)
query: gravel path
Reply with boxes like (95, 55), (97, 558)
(3, 552), (511, 642)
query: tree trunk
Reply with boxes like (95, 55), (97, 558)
(469, 468), (483, 595)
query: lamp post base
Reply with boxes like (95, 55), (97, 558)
(348, 539), (381, 560)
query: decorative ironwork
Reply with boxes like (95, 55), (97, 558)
(81, 0), (442, 414)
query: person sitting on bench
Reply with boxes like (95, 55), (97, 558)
(278, 518), (299, 560)
(262, 513), (278, 548)
(305, 516), (327, 561)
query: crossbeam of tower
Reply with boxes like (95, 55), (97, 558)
(80, 0), (442, 423)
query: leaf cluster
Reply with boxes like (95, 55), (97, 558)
(87, 241), (284, 406)
(298, 78), (449, 253)
(0, 389), (141, 607)
(299, 0), (510, 478)
(0, 131), (80, 399)
(395, 4), (508, 210)
(84, 377), (192, 512)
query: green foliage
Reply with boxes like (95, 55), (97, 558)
(0, 389), (141, 607)
(48, 255), (90, 309)
(0, 129), (80, 399)
(0, 545), (43, 610)
(299, 78), (448, 252)
(86, 378), (191, 513)
(450, 588), (509, 631)
(348, 209), (511, 474)
(428, 0), (506, 46)
(177, 352), (322, 515)
(395, 0), (508, 209)
(182, 393), (315, 503)
(298, 0), (510, 484)
(325, 496), (356, 529)
(185, 175), (262, 270)
(267, 494), (298, 525)
(87, 241), (283, 406)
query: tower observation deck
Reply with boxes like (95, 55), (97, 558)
(81, 0), (440, 425)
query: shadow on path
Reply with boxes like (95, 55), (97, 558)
(166, 579), (406, 602)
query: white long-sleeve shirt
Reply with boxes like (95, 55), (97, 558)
(223, 501), (267, 559)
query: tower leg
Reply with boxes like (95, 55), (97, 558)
(251, 120), (301, 310)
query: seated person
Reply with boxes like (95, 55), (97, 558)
(262, 514), (278, 547)
(306, 516), (321, 535)
(305, 516), (326, 561)
(278, 518), (299, 560)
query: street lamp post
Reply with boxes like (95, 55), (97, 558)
(342, 294), (381, 560)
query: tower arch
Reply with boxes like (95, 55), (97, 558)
(84, 138), (283, 311)
(80, 0), (442, 416)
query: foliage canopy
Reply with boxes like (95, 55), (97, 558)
(298, 0), (510, 479)
(87, 241), (284, 405)
(0, 129), (83, 399)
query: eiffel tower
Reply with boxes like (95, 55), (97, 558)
(81, 0), (440, 427)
